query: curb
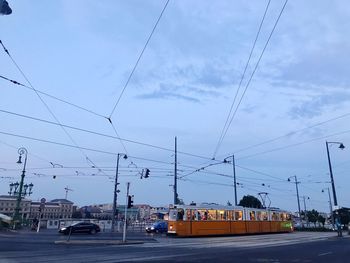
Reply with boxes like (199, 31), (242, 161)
(54, 240), (144, 245)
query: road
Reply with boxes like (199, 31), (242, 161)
(0, 229), (349, 262)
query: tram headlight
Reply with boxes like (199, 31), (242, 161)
(169, 225), (173, 230)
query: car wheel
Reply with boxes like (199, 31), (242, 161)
(90, 229), (97, 234)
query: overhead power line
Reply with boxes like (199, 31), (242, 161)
(0, 40), (106, 176)
(0, 74), (106, 119)
(0, 108), (212, 160)
(213, 0), (289, 158)
(213, 0), (271, 158)
(109, 0), (170, 119)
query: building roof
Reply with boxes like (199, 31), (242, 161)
(50, 199), (73, 204)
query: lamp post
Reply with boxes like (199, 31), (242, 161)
(325, 141), (345, 209)
(302, 196), (310, 226)
(224, 155), (237, 206)
(287, 175), (302, 226)
(13, 147), (28, 229)
(322, 187), (334, 229)
(111, 153), (127, 232)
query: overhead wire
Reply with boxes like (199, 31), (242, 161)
(0, 40), (107, 177)
(108, 0), (170, 119)
(0, 74), (106, 119)
(0, 108), (212, 160)
(213, 0), (289, 158)
(213, 0), (271, 158)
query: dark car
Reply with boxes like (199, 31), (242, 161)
(146, 221), (168, 233)
(59, 222), (100, 235)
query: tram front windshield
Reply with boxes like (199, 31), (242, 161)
(169, 209), (184, 221)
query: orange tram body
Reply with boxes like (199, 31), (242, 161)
(167, 204), (293, 237)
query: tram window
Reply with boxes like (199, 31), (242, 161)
(207, 210), (217, 220)
(280, 213), (286, 221)
(261, 211), (268, 221)
(194, 210), (201, 220)
(256, 211), (262, 221)
(250, 211), (256, 221)
(186, 210), (192, 221)
(271, 212), (278, 221)
(169, 210), (177, 221)
(177, 209), (184, 221)
(218, 210), (226, 220)
(227, 210), (234, 221)
(286, 214), (291, 220)
(234, 210), (243, 221)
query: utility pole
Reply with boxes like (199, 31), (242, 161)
(122, 182), (130, 243)
(303, 196), (310, 227)
(112, 153), (127, 232)
(322, 187), (334, 229)
(174, 136), (178, 205)
(288, 175), (302, 227)
(232, 155), (237, 206)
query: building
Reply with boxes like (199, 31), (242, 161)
(0, 195), (74, 221)
(0, 195), (31, 220)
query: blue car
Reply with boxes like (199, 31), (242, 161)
(146, 221), (168, 233)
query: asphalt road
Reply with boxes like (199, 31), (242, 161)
(0, 229), (349, 262)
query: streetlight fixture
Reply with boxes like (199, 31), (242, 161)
(322, 187), (334, 229)
(287, 175), (302, 226)
(13, 147), (28, 229)
(325, 141), (345, 209)
(224, 155), (237, 206)
(111, 153), (128, 232)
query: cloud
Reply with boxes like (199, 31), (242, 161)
(289, 90), (350, 119)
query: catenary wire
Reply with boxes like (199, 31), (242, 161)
(213, 0), (289, 158)
(0, 40), (107, 177)
(109, 0), (170, 118)
(214, 0), (271, 158)
(0, 74), (106, 119)
(0, 108), (212, 160)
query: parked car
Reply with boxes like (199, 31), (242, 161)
(146, 221), (168, 233)
(59, 222), (100, 235)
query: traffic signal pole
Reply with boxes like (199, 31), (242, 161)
(122, 182), (130, 243)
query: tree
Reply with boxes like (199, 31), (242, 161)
(238, 195), (262, 209)
(227, 201), (232, 206)
(306, 209), (319, 227)
(317, 214), (326, 227)
(333, 207), (350, 225)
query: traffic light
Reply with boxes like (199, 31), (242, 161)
(144, 168), (150, 178)
(127, 195), (134, 208)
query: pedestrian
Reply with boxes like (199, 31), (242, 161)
(335, 217), (342, 237)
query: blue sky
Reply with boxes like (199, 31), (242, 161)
(1, 0), (350, 214)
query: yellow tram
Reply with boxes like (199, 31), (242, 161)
(167, 204), (293, 237)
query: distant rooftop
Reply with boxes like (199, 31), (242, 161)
(50, 199), (73, 204)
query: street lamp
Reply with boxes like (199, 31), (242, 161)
(322, 187), (334, 229)
(287, 175), (302, 226)
(302, 196), (310, 227)
(111, 153), (127, 232)
(325, 141), (345, 209)
(13, 147), (28, 229)
(224, 155), (237, 206)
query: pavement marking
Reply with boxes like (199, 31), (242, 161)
(318, 252), (332, 256)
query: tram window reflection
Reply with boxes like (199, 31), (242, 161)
(261, 211), (268, 221)
(271, 212), (278, 221)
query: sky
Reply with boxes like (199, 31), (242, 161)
(0, 0), (349, 214)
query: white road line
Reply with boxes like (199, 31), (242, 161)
(318, 252), (333, 256)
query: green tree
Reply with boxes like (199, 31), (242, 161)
(317, 214), (326, 227)
(333, 207), (350, 225)
(306, 209), (319, 227)
(238, 195), (262, 208)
